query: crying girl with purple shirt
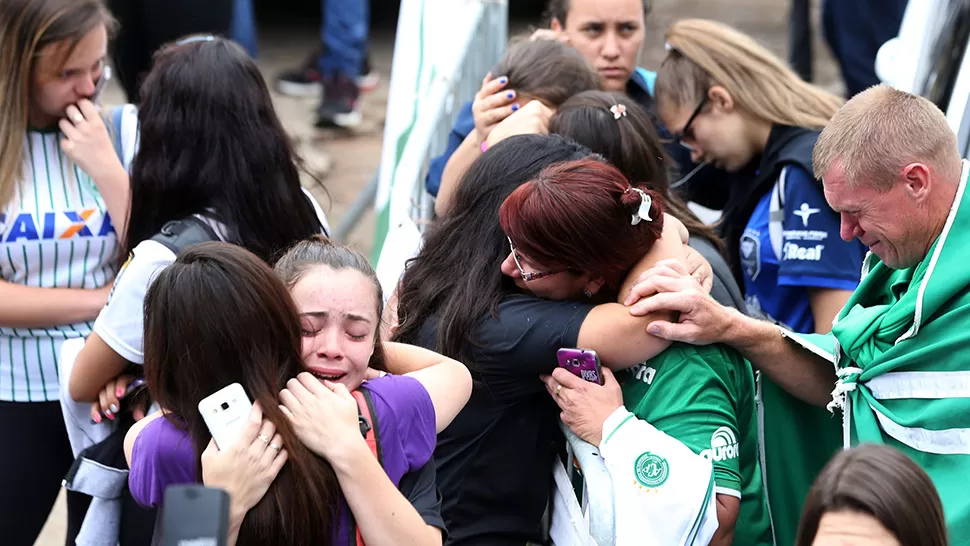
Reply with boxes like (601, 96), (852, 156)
(124, 238), (471, 546)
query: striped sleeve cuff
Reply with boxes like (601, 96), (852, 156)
(601, 406), (635, 447)
(715, 486), (741, 499)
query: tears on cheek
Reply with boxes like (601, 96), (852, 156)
(301, 338), (315, 361)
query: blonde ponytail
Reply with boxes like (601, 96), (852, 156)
(656, 19), (843, 130)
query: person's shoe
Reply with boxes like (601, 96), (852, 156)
(276, 50), (324, 97)
(316, 73), (362, 129)
(357, 56), (380, 94)
(277, 50), (379, 97)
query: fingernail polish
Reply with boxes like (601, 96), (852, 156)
(92, 414), (101, 424)
(107, 413), (115, 421)
(512, 104), (519, 112)
(116, 387), (125, 397)
(499, 77), (508, 84)
(109, 403), (119, 414)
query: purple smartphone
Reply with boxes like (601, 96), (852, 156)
(557, 348), (604, 385)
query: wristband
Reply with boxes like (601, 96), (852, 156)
(481, 140), (489, 153)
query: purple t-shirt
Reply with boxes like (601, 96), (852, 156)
(129, 375), (437, 540)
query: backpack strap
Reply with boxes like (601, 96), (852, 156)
(349, 389), (383, 546)
(351, 389), (382, 463)
(768, 166), (788, 260)
(149, 217), (221, 255)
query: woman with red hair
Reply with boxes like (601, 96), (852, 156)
(393, 134), (722, 544)
(499, 159), (773, 546)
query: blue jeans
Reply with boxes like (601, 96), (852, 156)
(319, 0), (369, 79)
(229, 0), (258, 57)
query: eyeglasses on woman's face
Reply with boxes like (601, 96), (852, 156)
(507, 237), (566, 282)
(673, 94), (709, 149)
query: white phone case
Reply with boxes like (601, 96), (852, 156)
(198, 383), (253, 450)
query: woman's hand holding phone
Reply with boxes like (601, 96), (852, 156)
(201, 402), (288, 535)
(90, 374), (148, 423)
(541, 367), (624, 446)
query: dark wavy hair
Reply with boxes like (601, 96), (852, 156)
(144, 242), (339, 545)
(500, 159), (665, 293)
(274, 235), (387, 372)
(796, 444), (947, 546)
(550, 90), (724, 253)
(392, 134), (593, 364)
(121, 36), (322, 268)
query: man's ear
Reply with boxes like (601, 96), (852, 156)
(551, 17), (564, 32)
(901, 162), (932, 203)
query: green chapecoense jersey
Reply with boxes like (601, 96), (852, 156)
(619, 342), (774, 546)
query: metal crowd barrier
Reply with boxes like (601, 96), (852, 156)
(334, 0), (508, 248)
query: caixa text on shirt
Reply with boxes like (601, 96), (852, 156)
(0, 210), (116, 243)
(782, 242), (824, 261)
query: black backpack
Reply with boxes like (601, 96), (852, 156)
(149, 216), (221, 255)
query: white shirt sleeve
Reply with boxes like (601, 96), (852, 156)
(119, 104), (140, 171)
(301, 186), (331, 236)
(598, 407), (720, 546)
(93, 240), (176, 364)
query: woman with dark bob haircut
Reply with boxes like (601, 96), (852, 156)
(796, 444), (948, 546)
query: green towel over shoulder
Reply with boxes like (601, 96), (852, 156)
(788, 160), (970, 542)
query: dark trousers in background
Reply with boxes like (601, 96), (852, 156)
(789, 0), (814, 82)
(108, 0), (235, 103)
(822, 0), (909, 97)
(0, 401), (87, 546)
(0, 401), (158, 546)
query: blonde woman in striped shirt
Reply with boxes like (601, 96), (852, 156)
(0, 0), (135, 543)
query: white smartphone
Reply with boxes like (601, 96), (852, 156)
(198, 383), (253, 450)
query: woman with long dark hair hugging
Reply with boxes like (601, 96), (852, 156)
(125, 240), (472, 545)
(392, 134), (728, 545)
